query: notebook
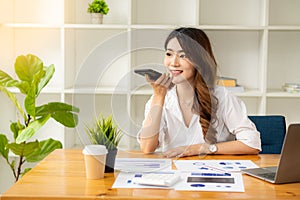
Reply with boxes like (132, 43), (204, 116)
(242, 124), (300, 184)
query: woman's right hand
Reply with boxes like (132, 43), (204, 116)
(139, 73), (173, 154)
(146, 73), (173, 97)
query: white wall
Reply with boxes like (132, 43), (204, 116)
(0, 157), (15, 194)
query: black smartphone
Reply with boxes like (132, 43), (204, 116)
(134, 69), (162, 81)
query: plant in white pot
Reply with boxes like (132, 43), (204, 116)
(87, 0), (109, 24)
(0, 54), (79, 182)
(85, 114), (123, 172)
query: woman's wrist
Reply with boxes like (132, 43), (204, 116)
(152, 94), (165, 106)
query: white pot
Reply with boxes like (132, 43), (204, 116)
(91, 13), (103, 24)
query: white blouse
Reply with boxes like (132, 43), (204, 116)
(138, 86), (261, 152)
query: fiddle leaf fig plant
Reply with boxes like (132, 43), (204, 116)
(0, 54), (80, 181)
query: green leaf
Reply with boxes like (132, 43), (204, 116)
(24, 85), (38, 118)
(37, 64), (54, 95)
(7, 140), (40, 157)
(24, 86), (36, 117)
(16, 115), (51, 143)
(25, 63), (47, 116)
(14, 54), (43, 82)
(0, 69), (30, 94)
(35, 102), (79, 127)
(51, 111), (79, 128)
(10, 122), (25, 140)
(0, 85), (26, 119)
(15, 81), (31, 94)
(26, 138), (62, 162)
(0, 70), (19, 87)
(47, 102), (80, 113)
(11, 159), (15, 170)
(34, 104), (48, 116)
(36, 102), (80, 115)
(32, 66), (46, 92)
(22, 168), (32, 176)
(0, 134), (9, 160)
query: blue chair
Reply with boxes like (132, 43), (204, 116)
(248, 115), (286, 154)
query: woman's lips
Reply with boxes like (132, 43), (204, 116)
(170, 70), (183, 76)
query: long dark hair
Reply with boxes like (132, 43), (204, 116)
(164, 27), (218, 143)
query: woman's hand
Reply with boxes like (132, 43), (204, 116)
(163, 144), (206, 158)
(146, 73), (173, 97)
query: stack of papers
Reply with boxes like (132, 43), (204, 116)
(112, 158), (259, 192)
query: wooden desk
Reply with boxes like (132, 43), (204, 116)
(1, 149), (299, 200)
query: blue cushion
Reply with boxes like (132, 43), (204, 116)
(248, 115), (286, 154)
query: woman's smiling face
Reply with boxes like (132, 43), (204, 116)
(164, 37), (195, 85)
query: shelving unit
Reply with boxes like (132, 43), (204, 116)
(1, 0), (300, 153)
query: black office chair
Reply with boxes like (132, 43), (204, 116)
(248, 115), (286, 154)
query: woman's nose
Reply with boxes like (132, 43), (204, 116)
(170, 55), (180, 67)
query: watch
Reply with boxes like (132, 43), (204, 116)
(208, 144), (218, 154)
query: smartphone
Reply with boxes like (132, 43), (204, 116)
(134, 69), (162, 81)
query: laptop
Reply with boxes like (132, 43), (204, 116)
(242, 124), (300, 184)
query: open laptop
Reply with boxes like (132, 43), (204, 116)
(242, 124), (300, 184)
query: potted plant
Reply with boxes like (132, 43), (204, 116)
(0, 54), (79, 182)
(85, 114), (123, 172)
(87, 0), (109, 24)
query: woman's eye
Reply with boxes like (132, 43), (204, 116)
(165, 52), (173, 57)
(179, 54), (186, 58)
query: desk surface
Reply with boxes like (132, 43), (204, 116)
(1, 149), (300, 200)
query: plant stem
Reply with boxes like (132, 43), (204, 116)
(7, 159), (17, 180)
(25, 114), (31, 127)
(15, 155), (24, 182)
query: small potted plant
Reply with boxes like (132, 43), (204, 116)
(87, 0), (109, 24)
(85, 114), (123, 172)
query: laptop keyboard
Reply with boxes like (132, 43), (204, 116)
(259, 172), (276, 180)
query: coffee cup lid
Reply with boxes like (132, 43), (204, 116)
(82, 145), (108, 155)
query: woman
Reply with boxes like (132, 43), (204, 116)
(138, 27), (261, 158)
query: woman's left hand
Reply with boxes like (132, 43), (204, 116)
(163, 144), (203, 158)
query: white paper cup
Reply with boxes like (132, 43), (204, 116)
(82, 145), (108, 179)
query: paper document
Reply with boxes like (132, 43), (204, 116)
(113, 159), (250, 192)
(175, 171), (244, 192)
(174, 160), (258, 172)
(113, 169), (244, 192)
(115, 158), (172, 172)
